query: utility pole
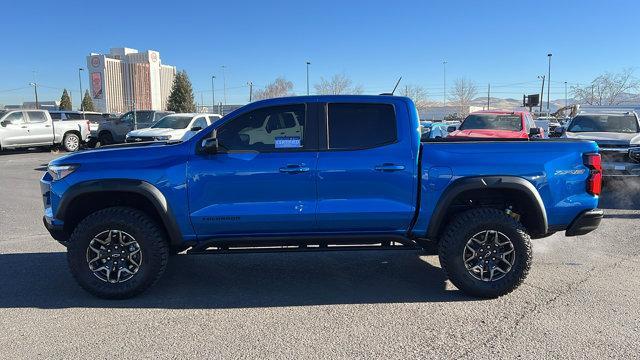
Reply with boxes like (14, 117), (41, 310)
(547, 53), (552, 114)
(487, 83), (491, 110)
(306, 61), (311, 95)
(538, 75), (545, 113)
(211, 75), (216, 113)
(442, 60), (447, 107)
(29, 82), (39, 109)
(221, 65), (227, 108)
(248, 81), (253, 102)
(564, 81), (568, 108)
(78, 68), (84, 112)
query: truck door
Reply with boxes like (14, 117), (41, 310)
(316, 101), (416, 232)
(187, 102), (319, 237)
(0, 111), (30, 146)
(25, 111), (55, 145)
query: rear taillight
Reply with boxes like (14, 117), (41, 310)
(583, 153), (602, 196)
(86, 120), (91, 132)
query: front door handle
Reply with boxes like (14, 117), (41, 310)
(20, 126), (27, 128)
(374, 163), (405, 172)
(279, 164), (310, 173)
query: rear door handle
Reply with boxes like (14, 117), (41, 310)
(374, 163), (405, 172)
(279, 164), (310, 173)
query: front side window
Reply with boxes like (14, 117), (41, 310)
(216, 104), (306, 151)
(120, 112), (134, 123)
(568, 115), (639, 133)
(327, 103), (397, 150)
(27, 111), (48, 123)
(460, 114), (523, 131)
(4, 112), (25, 124)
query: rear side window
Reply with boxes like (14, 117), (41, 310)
(327, 103), (397, 150)
(27, 111), (48, 123)
(49, 112), (62, 120)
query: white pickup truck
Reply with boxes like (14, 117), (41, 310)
(0, 109), (90, 152)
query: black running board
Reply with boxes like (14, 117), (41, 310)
(186, 235), (420, 255)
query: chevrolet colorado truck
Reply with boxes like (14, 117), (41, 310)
(41, 95), (603, 299)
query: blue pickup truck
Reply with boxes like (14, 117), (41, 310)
(41, 95), (603, 299)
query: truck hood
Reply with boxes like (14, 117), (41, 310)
(127, 127), (186, 139)
(49, 141), (185, 167)
(449, 129), (526, 139)
(565, 132), (640, 146)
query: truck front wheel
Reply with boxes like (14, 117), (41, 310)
(438, 208), (532, 298)
(67, 207), (169, 299)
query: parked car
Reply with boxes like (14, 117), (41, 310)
(49, 111), (111, 145)
(448, 111), (544, 139)
(0, 109), (90, 152)
(125, 113), (222, 143)
(41, 95), (602, 299)
(559, 110), (640, 177)
(94, 110), (173, 145)
(238, 109), (303, 146)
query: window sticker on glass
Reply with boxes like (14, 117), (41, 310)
(275, 136), (302, 148)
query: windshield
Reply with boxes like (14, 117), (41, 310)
(151, 115), (192, 129)
(567, 115), (639, 133)
(459, 114), (523, 131)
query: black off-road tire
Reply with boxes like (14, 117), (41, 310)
(67, 207), (169, 299)
(98, 131), (114, 146)
(438, 208), (532, 298)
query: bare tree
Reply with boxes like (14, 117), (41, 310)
(398, 84), (429, 113)
(450, 78), (478, 116)
(253, 77), (294, 100)
(314, 73), (363, 95)
(571, 68), (640, 105)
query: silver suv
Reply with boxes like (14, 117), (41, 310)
(94, 110), (173, 145)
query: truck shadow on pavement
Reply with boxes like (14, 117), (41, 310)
(0, 250), (475, 309)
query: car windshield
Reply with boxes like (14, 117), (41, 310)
(567, 115), (639, 133)
(459, 114), (522, 131)
(151, 115), (192, 129)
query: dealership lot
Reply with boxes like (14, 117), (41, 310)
(0, 150), (639, 359)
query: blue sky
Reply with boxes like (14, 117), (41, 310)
(1, 0), (639, 107)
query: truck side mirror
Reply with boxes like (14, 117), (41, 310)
(200, 130), (220, 154)
(190, 126), (202, 132)
(529, 127), (542, 137)
(447, 125), (456, 133)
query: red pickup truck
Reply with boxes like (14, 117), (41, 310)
(448, 110), (544, 139)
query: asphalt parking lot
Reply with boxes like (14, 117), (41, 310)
(0, 149), (639, 359)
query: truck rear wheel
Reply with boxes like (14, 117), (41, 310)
(98, 132), (114, 146)
(62, 133), (80, 152)
(438, 208), (532, 298)
(67, 207), (169, 299)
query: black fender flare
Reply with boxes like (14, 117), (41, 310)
(426, 176), (548, 239)
(56, 179), (183, 246)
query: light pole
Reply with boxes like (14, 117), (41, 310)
(28, 82), (39, 109)
(442, 60), (447, 107)
(248, 81), (253, 102)
(538, 75), (545, 114)
(306, 61), (311, 95)
(547, 53), (552, 114)
(564, 81), (568, 108)
(211, 75), (216, 113)
(221, 65), (227, 111)
(78, 67), (84, 113)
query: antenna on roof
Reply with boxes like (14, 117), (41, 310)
(380, 76), (402, 96)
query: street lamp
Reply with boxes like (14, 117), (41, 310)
(564, 81), (568, 108)
(547, 53), (552, 114)
(211, 75), (216, 113)
(28, 82), (39, 109)
(247, 81), (253, 102)
(306, 61), (311, 95)
(78, 68), (84, 112)
(221, 65), (227, 111)
(442, 60), (447, 107)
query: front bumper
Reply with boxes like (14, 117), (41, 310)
(43, 216), (69, 246)
(566, 209), (604, 236)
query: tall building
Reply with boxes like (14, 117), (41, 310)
(86, 47), (176, 113)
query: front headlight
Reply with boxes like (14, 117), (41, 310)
(154, 135), (171, 141)
(47, 164), (79, 181)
